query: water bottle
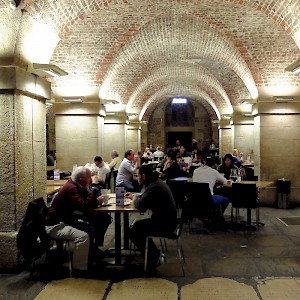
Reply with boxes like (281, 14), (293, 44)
(237, 168), (242, 182)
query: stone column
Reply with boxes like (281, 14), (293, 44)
(103, 115), (127, 162)
(255, 102), (300, 204)
(0, 66), (50, 268)
(218, 119), (233, 159)
(54, 103), (105, 170)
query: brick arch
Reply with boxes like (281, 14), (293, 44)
(126, 61), (232, 112)
(99, 13), (257, 103)
(139, 84), (220, 122)
(23, 1), (300, 41)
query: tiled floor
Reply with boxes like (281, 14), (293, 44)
(1, 204), (300, 299)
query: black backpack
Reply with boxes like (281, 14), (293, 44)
(17, 198), (51, 264)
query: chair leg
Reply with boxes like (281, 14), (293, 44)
(144, 237), (149, 272)
(256, 207), (259, 230)
(176, 238), (185, 277)
(159, 239), (165, 256)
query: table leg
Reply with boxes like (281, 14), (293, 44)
(114, 212), (121, 265)
(247, 209), (251, 225)
(123, 212), (129, 249)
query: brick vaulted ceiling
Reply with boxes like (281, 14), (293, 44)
(10, 0), (300, 121)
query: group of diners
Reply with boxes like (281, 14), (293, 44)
(45, 160), (177, 277)
(44, 143), (249, 277)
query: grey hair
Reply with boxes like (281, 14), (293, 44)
(112, 150), (119, 156)
(71, 166), (89, 182)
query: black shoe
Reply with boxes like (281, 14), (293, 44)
(73, 269), (90, 278)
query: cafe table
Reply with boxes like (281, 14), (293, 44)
(46, 179), (68, 186)
(93, 194), (140, 265)
(46, 185), (62, 196)
(222, 180), (274, 189)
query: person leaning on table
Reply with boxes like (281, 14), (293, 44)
(116, 149), (140, 191)
(193, 160), (230, 214)
(125, 164), (177, 271)
(45, 166), (111, 275)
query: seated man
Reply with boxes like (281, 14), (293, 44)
(116, 149), (140, 191)
(192, 160), (229, 213)
(45, 166), (112, 274)
(126, 165), (177, 270)
(85, 156), (110, 189)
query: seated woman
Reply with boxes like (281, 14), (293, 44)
(192, 147), (203, 163)
(217, 153), (238, 180)
(159, 150), (180, 180)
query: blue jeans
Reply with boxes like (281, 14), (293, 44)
(212, 194), (229, 205)
(116, 180), (134, 192)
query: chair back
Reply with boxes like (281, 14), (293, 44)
(17, 198), (51, 260)
(185, 182), (215, 221)
(231, 183), (257, 208)
(166, 179), (188, 208)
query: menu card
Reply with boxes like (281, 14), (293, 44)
(54, 169), (60, 181)
(115, 187), (125, 206)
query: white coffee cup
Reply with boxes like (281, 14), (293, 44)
(101, 189), (108, 195)
(103, 194), (109, 205)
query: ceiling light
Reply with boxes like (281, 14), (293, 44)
(27, 63), (68, 78)
(273, 96), (294, 102)
(172, 97), (187, 104)
(63, 97), (83, 103)
(285, 59), (300, 74)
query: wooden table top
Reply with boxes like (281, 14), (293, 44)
(93, 194), (139, 213)
(47, 179), (68, 186)
(222, 180), (274, 189)
(169, 177), (274, 189)
(47, 185), (62, 195)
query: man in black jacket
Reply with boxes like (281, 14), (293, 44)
(126, 165), (177, 270)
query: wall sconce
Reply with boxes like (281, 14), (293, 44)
(63, 97), (84, 103)
(273, 96), (294, 102)
(27, 63), (68, 77)
(285, 59), (300, 74)
(221, 114), (232, 119)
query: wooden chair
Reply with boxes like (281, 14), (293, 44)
(230, 183), (260, 230)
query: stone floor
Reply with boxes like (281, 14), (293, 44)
(1, 204), (300, 299)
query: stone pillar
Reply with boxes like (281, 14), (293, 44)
(0, 66), (50, 268)
(231, 116), (255, 158)
(127, 123), (141, 153)
(218, 119), (233, 159)
(54, 103), (105, 170)
(255, 102), (300, 204)
(103, 115), (127, 162)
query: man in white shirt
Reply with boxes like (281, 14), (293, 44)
(153, 146), (164, 159)
(192, 162), (229, 210)
(116, 149), (140, 191)
(85, 156), (110, 189)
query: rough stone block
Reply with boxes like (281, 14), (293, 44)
(0, 232), (18, 269)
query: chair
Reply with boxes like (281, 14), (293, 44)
(185, 182), (223, 228)
(144, 206), (187, 276)
(230, 183), (260, 230)
(166, 179), (188, 208)
(17, 197), (73, 277)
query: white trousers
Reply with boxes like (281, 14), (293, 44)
(46, 222), (90, 271)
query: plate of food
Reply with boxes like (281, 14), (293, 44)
(123, 199), (132, 206)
